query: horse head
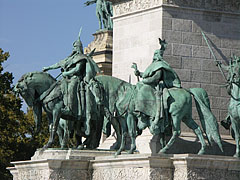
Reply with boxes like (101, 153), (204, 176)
(88, 77), (104, 105)
(15, 71), (56, 133)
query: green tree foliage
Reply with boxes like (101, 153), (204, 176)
(0, 49), (50, 179)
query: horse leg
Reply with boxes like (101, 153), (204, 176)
(44, 103), (62, 149)
(231, 121), (240, 157)
(159, 133), (166, 148)
(111, 117), (121, 149)
(127, 113), (136, 154)
(115, 117), (127, 156)
(234, 137), (240, 158)
(57, 124), (64, 148)
(62, 120), (70, 149)
(159, 115), (181, 153)
(183, 117), (207, 155)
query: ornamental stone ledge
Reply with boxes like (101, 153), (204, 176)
(108, 0), (240, 17)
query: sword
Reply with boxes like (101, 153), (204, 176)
(201, 31), (227, 81)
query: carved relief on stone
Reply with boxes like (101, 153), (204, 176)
(112, 0), (240, 17)
(92, 168), (149, 180)
(173, 166), (188, 180)
(49, 169), (91, 180)
(113, 0), (162, 16)
(18, 169), (48, 180)
(84, 30), (113, 54)
(149, 168), (173, 180)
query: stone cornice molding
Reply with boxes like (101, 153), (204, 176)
(108, 0), (240, 17)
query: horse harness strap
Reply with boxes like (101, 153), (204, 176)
(34, 80), (60, 104)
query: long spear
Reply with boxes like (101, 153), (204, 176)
(201, 31), (227, 82)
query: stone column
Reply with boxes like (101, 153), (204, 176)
(85, 30), (113, 76)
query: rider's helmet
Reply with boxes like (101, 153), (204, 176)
(73, 27), (83, 54)
(152, 38), (167, 62)
(73, 39), (83, 54)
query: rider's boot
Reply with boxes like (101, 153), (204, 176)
(62, 95), (74, 116)
(150, 87), (162, 134)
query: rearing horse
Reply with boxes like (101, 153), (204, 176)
(14, 71), (103, 149)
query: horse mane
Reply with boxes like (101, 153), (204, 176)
(95, 75), (130, 87)
(18, 71), (55, 83)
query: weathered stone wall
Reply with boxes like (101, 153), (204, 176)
(111, 0), (240, 134)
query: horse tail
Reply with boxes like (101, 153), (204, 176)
(189, 88), (223, 152)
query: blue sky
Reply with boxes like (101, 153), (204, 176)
(0, 0), (98, 111)
(0, 0), (98, 81)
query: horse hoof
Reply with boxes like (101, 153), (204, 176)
(77, 145), (84, 150)
(233, 153), (240, 158)
(159, 148), (167, 154)
(197, 149), (205, 155)
(115, 151), (121, 157)
(43, 143), (51, 149)
(127, 150), (134, 154)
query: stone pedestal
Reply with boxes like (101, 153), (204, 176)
(85, 30), (113, 76)
(8, 149), (115, 180)
(99, 130), (237, 156)
(9, 149), (240, 180)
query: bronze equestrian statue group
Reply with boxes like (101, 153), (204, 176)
(14, 30), (240, 157)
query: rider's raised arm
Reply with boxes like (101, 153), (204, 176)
(84, 0), (97, 6)
(42, 59), (66, 72)
(142, 70), (162, 85)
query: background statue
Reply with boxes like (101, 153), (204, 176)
(85, 0), (113, 30)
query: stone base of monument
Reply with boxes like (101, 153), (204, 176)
(99, 129), (237, 156)
(8, 149), (116, 180)
(9, 149), (240, 180)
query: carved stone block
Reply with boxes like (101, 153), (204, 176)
(84, 30), (113, 76)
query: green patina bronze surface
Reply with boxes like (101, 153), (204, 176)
(220, 56), (240, 157)
(88, 39), (223, 155)
(14, 36), (224, 156)
(14, 31), (102, 150)
(85, 0), (113, 30)
(203, 31), (240, 157)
